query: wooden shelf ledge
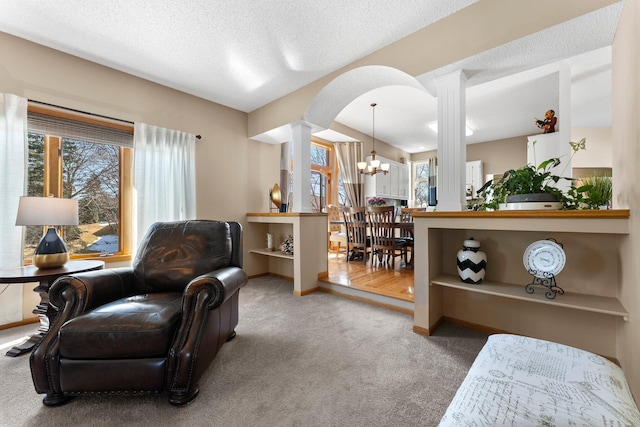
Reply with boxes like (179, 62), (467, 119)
(249, 248), (294, 260)
(430, 274), (628, 320)
(414, 209), (629, 219)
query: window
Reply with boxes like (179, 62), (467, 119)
(337, 173), (347, 207)
(310, 141), (335, 212)
(24, 104), (133, 263)
(414, 161), (430, 207)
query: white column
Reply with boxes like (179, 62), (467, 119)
(291, 121), (312, 212)
(558, 67), (572, 175)
(436, 70), (467, 211)
(526, 68), (572, 193)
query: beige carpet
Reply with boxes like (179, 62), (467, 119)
(0, 276), (488, 427)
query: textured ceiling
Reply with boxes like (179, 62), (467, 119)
(0, 0), (475, 112)
(336, 3), (621, 152)
(0, 0), (623, 153)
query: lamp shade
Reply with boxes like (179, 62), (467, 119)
(15, 196), (79, 226)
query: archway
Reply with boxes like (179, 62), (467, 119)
(304, 65), (427, 129)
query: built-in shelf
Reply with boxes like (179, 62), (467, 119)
(247, 213), (327, 296)
(249, 248), (294, 260)
(412, 209), (631, 356)
(431, 274), (628, 320)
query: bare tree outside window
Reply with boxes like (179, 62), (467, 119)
(415, 162), (430, 207)
(310, 144), (329, 212)
(25, 133), (121, 259)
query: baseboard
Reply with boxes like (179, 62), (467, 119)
(0, 317), (38, 331)
(412, 325), (431, 336)
(294, 287), (319, 296)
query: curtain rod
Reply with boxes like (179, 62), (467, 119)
(28, 99), (201, 140)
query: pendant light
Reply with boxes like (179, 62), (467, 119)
(357, 103), (390, 175)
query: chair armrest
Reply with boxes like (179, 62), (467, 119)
(167, 266), (248, 393)
(30, 267), (136, 395)
(49, 267), (136, 313)
(183, 266), (248, 310)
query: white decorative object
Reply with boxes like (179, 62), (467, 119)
(456, 238), (487, 284)
(523, 239), (566, 277)
(266, 233), (274, 251)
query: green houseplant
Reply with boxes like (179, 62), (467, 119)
(469, 138), (590, 211)
(580, 174), (612, 209)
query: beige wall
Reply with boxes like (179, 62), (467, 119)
(466, 136), (528, 178)
(412, 132), (609, 182)
(410, 136), (528, 186)
(0, 31), (278, 284)
(571, 128), (613, 168)
(612, 0), (640, 399)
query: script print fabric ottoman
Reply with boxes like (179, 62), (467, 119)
(439, 334), (640, 426)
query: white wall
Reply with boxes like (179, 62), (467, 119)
(0, 32), (280, 324)
(571, 128), (613, 168)
(612, 0), (640, 400)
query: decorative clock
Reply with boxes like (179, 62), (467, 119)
(523, 238), (565, 299)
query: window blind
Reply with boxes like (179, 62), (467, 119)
(28, 111), (133, 147)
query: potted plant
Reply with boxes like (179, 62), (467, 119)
(367, 197), (387, 206)
(469, 138), (589, 211)
(580, 175), (612, 209)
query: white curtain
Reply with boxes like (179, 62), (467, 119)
(334, 141), (365, 207)
(0, 93), (27, 324)
(133, 123), (196, 247)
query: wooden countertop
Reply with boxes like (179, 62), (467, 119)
(413, 209), (629, 219)
(247, 212), (327, 217)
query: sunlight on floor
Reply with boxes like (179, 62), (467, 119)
(0, 336), (29, 351)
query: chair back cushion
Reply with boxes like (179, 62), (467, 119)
(134, 220), (231, 293)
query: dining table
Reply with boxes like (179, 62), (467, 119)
(329, 219), (414, 268)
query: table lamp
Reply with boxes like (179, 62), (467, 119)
(15, 196), (79, 269)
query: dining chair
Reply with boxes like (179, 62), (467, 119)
(399, 207), (425, 265)
(326, 204), (347, 258)
(367, 205), (407, 268)
(343, 206), (370, 264)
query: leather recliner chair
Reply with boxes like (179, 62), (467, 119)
(30, 220), (248, 406)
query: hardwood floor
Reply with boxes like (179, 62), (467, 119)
(321, 251), (414, 302)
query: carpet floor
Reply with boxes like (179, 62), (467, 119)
(0, 275), (488, 427)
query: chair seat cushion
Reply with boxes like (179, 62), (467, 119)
(59, 293), (183, 359)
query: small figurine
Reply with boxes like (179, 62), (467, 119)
(534, 109), (557, 134)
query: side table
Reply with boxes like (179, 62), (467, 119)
(0, 259), (105, 357)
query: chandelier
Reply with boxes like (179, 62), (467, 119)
(357, 103), (389, 175)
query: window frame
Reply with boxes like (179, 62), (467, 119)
(413, 160), (431, 208)
(26, 104), (134, 263)
(310, 139), (335, 210)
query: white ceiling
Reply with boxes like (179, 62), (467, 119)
(0, 0), (623, 153)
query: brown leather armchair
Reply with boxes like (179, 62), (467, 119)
(30, 220), (248, 406)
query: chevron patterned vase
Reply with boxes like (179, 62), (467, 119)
(456, 238), (487, 284)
